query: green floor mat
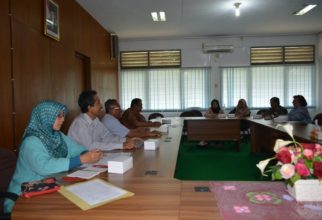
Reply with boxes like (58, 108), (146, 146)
(174, 137), (273, 181)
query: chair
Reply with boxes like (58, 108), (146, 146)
(148, 113), (164, 121)
(180, 110), (203, 134)
(256, 109), (267, 115)
(0, 147), (18, 220)
(313, 113), (322, 126)
(179, 110), (202, 117)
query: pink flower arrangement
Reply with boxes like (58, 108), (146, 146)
(257, 124), (322, 186)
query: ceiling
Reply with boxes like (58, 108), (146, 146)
(76, 0), (322, 40)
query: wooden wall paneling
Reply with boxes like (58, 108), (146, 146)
(12, 0), (42, 32)
(0, 0), (15, 150)
(56, 0), (77, 51)
(89, 26), (119, 102)
(91, 62), (119, 103)
(12, 21), (51, 146)
(49, 44), (83, 134)
(75, 9), (92, 56)
(7, 0), (119, 147)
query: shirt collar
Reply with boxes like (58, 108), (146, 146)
(82, 113), (99, 125)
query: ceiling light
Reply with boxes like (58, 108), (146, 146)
(151, 12), (158, 21)
(151, 11), (167, 22)
(294, 4), (317, 15)
(159, 11), (166, 21)
(234, 2), (241, 17)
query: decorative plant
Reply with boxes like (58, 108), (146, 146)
(256, 124), (322, 186)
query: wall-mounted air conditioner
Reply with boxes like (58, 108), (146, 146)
(202, 43), (234, 53)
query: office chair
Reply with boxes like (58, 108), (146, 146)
(179, 110), (205, 146)
(256, 109), (267, 115)
(313, 113), (322, 126)
(148, 113), (164, 121)
(179, 110), (202, 117)
(0, 148), (18, 220)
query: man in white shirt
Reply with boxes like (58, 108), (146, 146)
(102, 99), (161, 138)
(68, 90), (136, 151)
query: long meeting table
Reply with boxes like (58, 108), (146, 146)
(12, 118), (220, 220)
(12, 117), (322, 219)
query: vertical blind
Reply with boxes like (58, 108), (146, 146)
(121, 68), (210, 110)
(221, 64), (315, 108)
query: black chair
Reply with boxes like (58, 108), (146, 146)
(256, 109), (267, 115)
(313, 113), (322, 126)
(180, 110), (203, 144)
(148, 113), (164, 121)
(179, 110), (202, 117)
(0, 148), (18, 220)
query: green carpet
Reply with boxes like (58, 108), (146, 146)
(174, 137), (273, 181)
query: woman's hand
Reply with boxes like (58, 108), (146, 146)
(80, 150), (103, 164)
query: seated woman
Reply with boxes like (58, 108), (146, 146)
(4, 100), (103, 213)
(229, 99), (251, 118)
(204, 99), (224, 118)
(288, 95), (312, 124)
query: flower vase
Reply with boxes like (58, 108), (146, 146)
(287, 179), (322, 202)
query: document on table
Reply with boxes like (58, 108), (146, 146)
(66, 169), (101, 179)
(94, 152), (133, 165)
(59, 178), (134, 210)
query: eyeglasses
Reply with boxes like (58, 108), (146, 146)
(57, 111), (65, 118)
(110, 106), (121, 110)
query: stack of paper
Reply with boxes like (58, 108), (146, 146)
(162, 118), (171, 124)
(107, 155), (133, 174)
(144, 139), (160, 150)
(59, 178), (134, 210)
(67, 170), (101, 180)
(92, 152), (132, 166)
(159, 124), (169, 133)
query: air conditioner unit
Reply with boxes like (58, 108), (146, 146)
(202, 43), (234, 53)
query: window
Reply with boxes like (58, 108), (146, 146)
(251, 47), (283, 64)
(121, 68), (210, 111)
(221, 64), (315, 108)
(120, 50), (181, 68)
(251, 45), (314, 65)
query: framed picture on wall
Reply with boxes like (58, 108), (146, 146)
(44, 0), (60, 41)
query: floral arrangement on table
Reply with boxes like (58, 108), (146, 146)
(256, 124), (322, 186)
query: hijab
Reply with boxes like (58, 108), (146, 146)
(22, 100), (68, 158)
(235, 99), (250, 116)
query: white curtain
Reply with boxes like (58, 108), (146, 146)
(121, 68), (210, 110)
(221, 64), (315, 108)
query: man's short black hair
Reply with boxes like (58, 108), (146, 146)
(78, 90), (97, 113)
(270, 97), (280, 105)
(130, 98), (142, 108)
(105, 99), (118, 113)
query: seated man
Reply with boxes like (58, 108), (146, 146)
(102, 99), (161, 138)
(68, 90), (136, 151)
(262, 97), (288, 119)
(120, 98), (161, 129)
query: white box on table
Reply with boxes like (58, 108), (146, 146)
(144, 139), (160, 150)
(107, 155), (133, 174)
(160, 124), (169, 133)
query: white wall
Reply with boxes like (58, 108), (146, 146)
(120, 34), (321, 116)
